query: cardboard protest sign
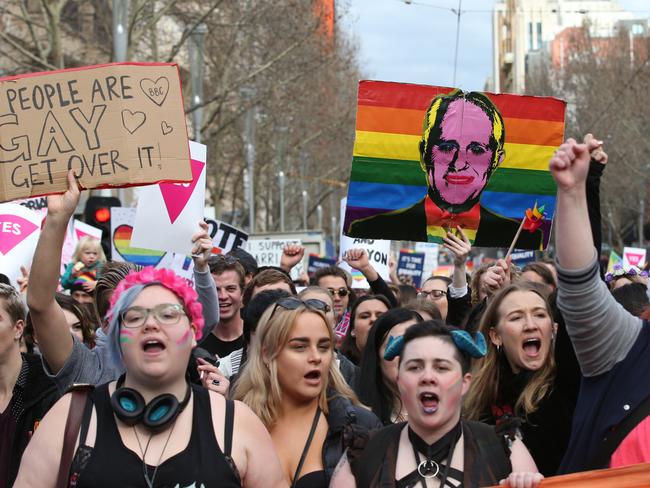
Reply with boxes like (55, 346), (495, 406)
(0, 203), (42, 287)
(343, 81), (565, 250)
(0, 63), (191, 203)
(204, 218), (248, 254)
(623, 246), (646, 269)
(131, 141), (206, 255)
(397, 251), (425, 288)
(308, 254), (337, 277)
(607, 250), (622, 273)
(245, 238), (305, 280)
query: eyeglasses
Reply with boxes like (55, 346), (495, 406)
(419, 289), (446, 300)
(327, 287), (349, 298)
(120, 303), (187, 328)
(270, 297), (331, 318)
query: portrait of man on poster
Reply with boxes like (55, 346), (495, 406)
(347, 89), (542, 249)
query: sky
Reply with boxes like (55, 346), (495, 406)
(344, 0), (650, 91)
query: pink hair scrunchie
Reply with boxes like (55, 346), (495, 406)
(107, 267), (204, 341)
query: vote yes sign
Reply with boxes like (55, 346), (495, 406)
(0, 203), (42, 287)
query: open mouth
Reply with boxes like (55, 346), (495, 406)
(522, 338), (542, 357)
(445, 175), (474, 185)
(419, 392), (439, 414)
(143, 340), (166, 354)
(304, 370), (322, 381)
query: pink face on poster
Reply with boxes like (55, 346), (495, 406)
(429, 99), (495, 206)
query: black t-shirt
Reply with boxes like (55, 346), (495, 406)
(0, 399), (18, 486)
(201, 334), (245, 359)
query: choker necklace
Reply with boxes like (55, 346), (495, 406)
(407, 422), (461, 487)
(134, 420), (177, 488)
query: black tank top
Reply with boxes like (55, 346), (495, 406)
(69, 383), (241, 487)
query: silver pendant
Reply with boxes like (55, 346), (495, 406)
(417, 459), (440, 478)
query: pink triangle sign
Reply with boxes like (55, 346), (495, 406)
(159, 159), (204, 224)
(0, 215), (39, 255)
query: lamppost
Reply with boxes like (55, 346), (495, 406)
(241, 88), (257, 233)
(188, 23), (207, 143)
(302, 190), (308, 230)
(112, 0), (129, 62)
(278, 171), (285, 232)
(111, 0), (129, 201)
(317, 204), (323, 230)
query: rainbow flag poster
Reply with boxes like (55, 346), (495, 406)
(343, 81), (566, 250)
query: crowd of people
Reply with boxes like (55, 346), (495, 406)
(1, 133), (649, 487)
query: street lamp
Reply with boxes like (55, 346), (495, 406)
(278, 171), (285, 232)
(317, 205), (323, 230)
(241, 87), (257, 233)
(112, 0), (129, 63)
(111, 0), (129, 201)
(188, 23), (207, 143)
(302, 190), (308, 230)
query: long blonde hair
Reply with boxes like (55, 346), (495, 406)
(464, 282), (556, 420)
(231, 300), (360, 427)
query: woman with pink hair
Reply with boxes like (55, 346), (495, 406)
(15, 265), (286, 487)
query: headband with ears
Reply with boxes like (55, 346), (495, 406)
(383, 330), (487, 361)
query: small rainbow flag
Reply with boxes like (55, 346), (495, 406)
(343, 81), (565, 249)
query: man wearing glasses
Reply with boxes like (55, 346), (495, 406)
(314, 249), (397, 342)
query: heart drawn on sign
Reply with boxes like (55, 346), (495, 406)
(140, 77), (170, 106)
(0, 215), (39, 255)
(121, 110), (146, 134)
(113, 224), (166, 267)
(161, 121), (173, 135)
(159, 159), (204, 224)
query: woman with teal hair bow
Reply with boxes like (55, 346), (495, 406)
(331, 320), (543, 488)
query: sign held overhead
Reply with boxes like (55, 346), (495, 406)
(0, 62), (191, 203)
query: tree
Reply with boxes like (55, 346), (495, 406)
(0, 0), (362, 237)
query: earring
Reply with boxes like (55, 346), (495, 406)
(496, 344), (501, 354)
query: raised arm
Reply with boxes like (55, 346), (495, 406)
(551, 136), (642, 376)
(191, 220), (219, 342)
(26, 171), (80, 373)
(344, 249), (398, 307)
(443, 226), (472, 327)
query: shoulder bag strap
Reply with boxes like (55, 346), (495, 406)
(56, 387), (91, 488)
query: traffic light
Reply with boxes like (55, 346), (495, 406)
(84, 196), (121, 259)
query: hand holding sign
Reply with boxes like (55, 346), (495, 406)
(191, 220), (213, 272)
(443, 226), (471, 266)
(47, 170), (81, 224)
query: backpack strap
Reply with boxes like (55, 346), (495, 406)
(56, 384), (93, 488)
(589, 393), (650, 470)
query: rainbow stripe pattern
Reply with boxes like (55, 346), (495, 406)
(343, 81), (566, 249)
(113, 224), (166, 267)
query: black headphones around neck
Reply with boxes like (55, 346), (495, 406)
(110, 374), (191, 434)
